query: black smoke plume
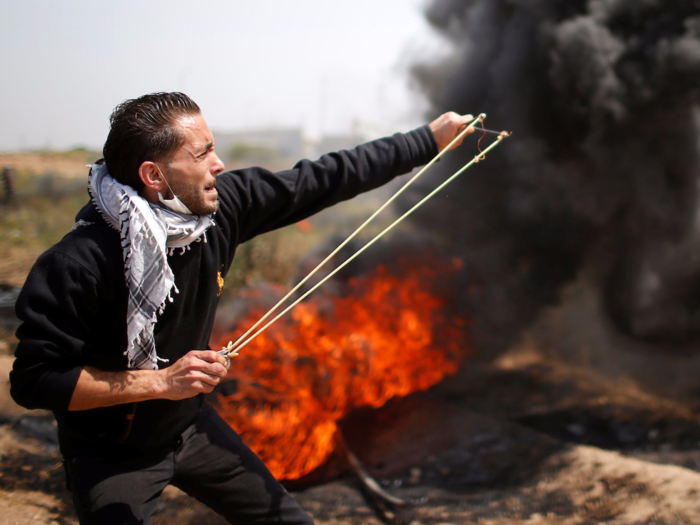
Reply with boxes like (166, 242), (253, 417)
(404, 0), (700, 355)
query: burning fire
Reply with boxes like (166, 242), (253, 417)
(215, 258), (468, 480)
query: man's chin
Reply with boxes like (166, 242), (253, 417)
(187, 198), (219, 216)
(205, 198), (220, 215)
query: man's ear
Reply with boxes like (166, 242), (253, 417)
(138, 161), (166, 192)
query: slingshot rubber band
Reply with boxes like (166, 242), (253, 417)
(226, 114), (488, 353)
(226, 123), (510, 356)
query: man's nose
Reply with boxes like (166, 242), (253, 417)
(212, 152), (225, 176)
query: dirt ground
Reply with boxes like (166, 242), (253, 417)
(3, 341), (700, 525)
(3, 254), (700, 523)
(0, 152), (95, 180)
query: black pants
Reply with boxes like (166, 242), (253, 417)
(64, 403), (314, 525)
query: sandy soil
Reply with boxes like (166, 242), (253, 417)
(2, 257), (700, 523)
(3, 346), (700, 524)
(0, 152), (93, 180)
(0, 246), (43, 287)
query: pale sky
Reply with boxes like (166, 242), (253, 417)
(0, 0), (447, 152)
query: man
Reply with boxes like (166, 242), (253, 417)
(10, 92), (473, 524)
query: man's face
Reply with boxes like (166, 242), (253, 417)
(162, 113), (225, 215)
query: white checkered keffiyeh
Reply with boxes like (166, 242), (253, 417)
(87, 162), (214, 370)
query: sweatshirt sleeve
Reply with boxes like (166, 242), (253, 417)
(215, 125), (438, 244)
(10, 249), (100, 412)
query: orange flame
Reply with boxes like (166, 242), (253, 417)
(215, 260), (468, 480)
(297, 219), (313, 232)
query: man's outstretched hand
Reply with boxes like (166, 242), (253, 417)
(429, 112), (475, 151)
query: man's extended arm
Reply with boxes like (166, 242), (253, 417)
(216, 113), (475, 246)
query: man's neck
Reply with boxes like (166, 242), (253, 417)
(139, 186), (161, 204)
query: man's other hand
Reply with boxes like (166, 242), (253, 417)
(68, 351), (229, 410)
(160, 350), (229, 400)
(429, 112), (475, 151)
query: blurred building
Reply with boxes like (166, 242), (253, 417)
(312, 133), (367, 160)
(213, 129), (304, 160)
(212, 127), (369, 165)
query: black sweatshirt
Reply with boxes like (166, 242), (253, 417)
(10, 127), (438, 459)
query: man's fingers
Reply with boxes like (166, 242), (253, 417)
(190, 350), (222, 362)
(459, 114), (476, 135)
(449, 112), (473, 130)
(196, 371), (223, 385)
(198, 360), (228, 378)
(182, 366), (224, 390)
(458, 124), (476, 137)
(192, 380), (217, 394)
(430, 111), (481, 151)
(190, 350), (228, 369)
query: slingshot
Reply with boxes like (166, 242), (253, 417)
(219, 113), (511, 358)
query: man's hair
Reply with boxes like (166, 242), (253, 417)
(102, 92), (201, 189)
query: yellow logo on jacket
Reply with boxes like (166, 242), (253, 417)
(217, 272), (225, 297)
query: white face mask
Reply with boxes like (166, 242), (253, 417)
(156, 164), (194, 215)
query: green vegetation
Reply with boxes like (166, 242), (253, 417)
(220, 192), (401, 298)
(227, 144), (285, 165)
(0, 174), (88, 251)
(34, 147), (101, 163)
(0, 165), (318, 295)
(0, 148), (401, 296)
(222, 226), (316, 299)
